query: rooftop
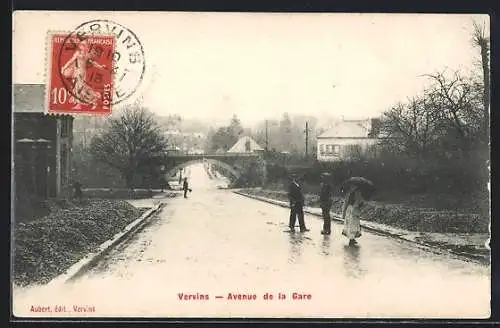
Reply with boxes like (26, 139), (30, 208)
(227, 136), (264, 153)
(13, 84), (46, 113)
(317, 119), (373, 139)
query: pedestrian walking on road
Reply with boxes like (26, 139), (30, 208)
(183, 177), (192, 198)
(72, 181), (83, 200)
(341, 187), (364, 246)
(287, 174), (309, 232)
(319, 173), (333, 235)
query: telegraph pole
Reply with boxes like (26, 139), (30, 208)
(305, 121), (309, 158)
(265, 120), (269, 151)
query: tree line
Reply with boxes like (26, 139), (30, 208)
(378, 20), (489, 163)
(75, 19), (488, 195)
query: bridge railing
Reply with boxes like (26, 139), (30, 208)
(166, 152), (263, 157)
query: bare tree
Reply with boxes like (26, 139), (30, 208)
(90, 106), (168, 189)
(207, 115), (245, 152)
(472, 19), (490, 142)
(380, 96), (440, 159)
(423, 70), (483, 151)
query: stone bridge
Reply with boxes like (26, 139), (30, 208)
(161, 152), (268, 186)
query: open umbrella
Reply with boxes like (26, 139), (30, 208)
(340, 176), (375, 200)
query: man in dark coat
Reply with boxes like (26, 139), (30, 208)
(73, 181), (83, 200)
(183, 177), (191, 198)
(287, 174), (309, 232)
(319, 173), (333, 235)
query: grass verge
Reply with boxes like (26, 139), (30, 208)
(13, 199), (145, 287)
(240, 188), (489, 234)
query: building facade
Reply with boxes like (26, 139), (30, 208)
(163, 130), (206, 154)
(316, 118), (382, 162)
(13, 84), (74, 198)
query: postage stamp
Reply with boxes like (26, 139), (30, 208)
(46, 33), (115, 115)
(46, 20), (145, 115)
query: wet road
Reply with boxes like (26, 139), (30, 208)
(13, 163), (490, 318)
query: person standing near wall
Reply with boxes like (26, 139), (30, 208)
(287, 174), (309, 232)
(342, 187), (364, 246)
(319, 173), (333, 235)
(72, 180), (83, 200)
(340, 177), (374, 246)
(183, 177), (192, 198)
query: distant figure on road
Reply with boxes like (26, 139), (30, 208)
(341, 187), (364, 246)
(319, 173), (333, 235)
(72, 181), (83, 200)
(287, 174), (309, 232)
(183, 177), (192, 198)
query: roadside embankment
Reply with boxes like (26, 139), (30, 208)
(13, 199), (148, 287)
(235, 188), (490, 263)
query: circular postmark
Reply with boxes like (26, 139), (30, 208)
(57, 19), (146, 106)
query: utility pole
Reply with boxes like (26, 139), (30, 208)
(305, 121), (309, 158)
(265, 120), (269, 151)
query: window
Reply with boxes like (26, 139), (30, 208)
(324, 144), (340, 156)
(319, 144), (325, 155)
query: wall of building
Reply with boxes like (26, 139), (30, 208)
(14, 113), (73, 198)
(316, 138), (379, 162)
(14, 114), (57, 197)
(58, 117), (74, 197)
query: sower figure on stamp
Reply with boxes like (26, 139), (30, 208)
(287, 174), (309, 232)
(319, 173), (333, 235)
(60, 39), (107, 110)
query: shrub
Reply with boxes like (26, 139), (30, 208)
(262, 149), (488, 216)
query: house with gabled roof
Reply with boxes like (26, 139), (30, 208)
(316, 118), (384, 162)
(227, 136), (264, 153)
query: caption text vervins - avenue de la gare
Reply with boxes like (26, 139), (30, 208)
(177, 292), (312, 301)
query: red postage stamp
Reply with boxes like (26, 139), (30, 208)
(46, 33), (115, 115)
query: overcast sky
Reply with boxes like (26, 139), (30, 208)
(13, 12), (489, 126)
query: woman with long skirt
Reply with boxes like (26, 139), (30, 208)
(341, 187), (364, 246)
